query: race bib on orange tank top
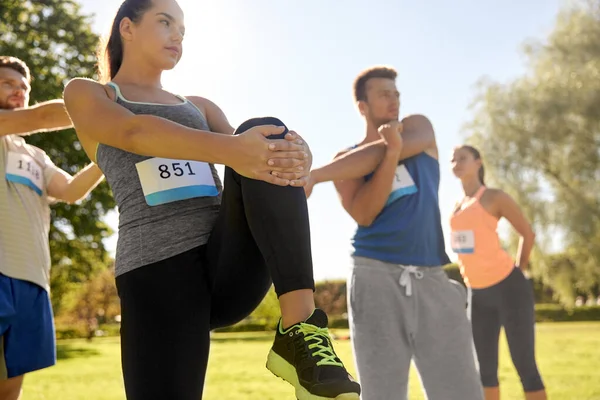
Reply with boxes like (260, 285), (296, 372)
(451, 230), (475, 254)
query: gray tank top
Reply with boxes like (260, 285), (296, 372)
(97, 82), (222, 277)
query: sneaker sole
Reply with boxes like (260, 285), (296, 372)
(266, 350), (359, 400)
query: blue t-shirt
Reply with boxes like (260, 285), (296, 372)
(352, 152), (450, 266)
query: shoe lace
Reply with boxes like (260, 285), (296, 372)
(296, 323), (343, 367)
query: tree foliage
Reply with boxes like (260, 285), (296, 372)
(246, 286), (280, 328)
(464, 0), (600, 305)
(244, 280), (350, 328)
(58, 267), (120, 340)
(314, 280), (348, 316)
(0, 0), (115, 313)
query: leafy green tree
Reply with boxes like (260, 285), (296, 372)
(464, 0), (600, 305)
(247, 286), (280, 328)
(60, 267), (120, 340)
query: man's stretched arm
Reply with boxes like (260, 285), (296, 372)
(396, 114), (437, 160)
(47, 163), (104, 204)
(308, 114), (436, 189)
(309, 139), (387, 187)
(333, 122), (404, 226)
(0, 99), (73, 137)
(334, 147), (401, 226)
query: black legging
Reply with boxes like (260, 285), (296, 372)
(471, 267), (545, 393)
(116, 117), (315, 400)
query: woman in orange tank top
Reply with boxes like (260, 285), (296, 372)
(450, 145), (547, 400)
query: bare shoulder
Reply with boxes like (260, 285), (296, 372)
(64, 77), (102, 93)
(185, 96), (226, 118)
(185, 96), (233, 134)
(64, 78), (106, 101)
(400, 113), (437, 159)
(401, 114), (434, 131)
(184, 95), (210, 113)
(487, 188), (509, 199)
(481, 187), (512, 208)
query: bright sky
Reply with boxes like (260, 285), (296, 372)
(79, 0), (563, 281)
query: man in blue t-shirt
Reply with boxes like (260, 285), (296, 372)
(307, 66), (483, 400)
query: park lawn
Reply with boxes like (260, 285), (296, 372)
(23, 322), (600, 400)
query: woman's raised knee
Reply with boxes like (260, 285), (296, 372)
(234, 117), (288, 140)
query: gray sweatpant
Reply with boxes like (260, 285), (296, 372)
(348, 256), (484, 400)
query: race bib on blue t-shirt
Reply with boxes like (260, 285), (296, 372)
(136, 158), (218, 206)
(451, 230), (475, 254)
(5, 151), (44, 196)
(386, 164), (418, 205)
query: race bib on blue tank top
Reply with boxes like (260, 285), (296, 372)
(451, 230), (475, 254)
(386, 164), (418, 205)
(5, 151), (44, 196)
(136, 158), (218, 206)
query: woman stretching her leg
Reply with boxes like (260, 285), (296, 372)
(64, 1), (360, 399)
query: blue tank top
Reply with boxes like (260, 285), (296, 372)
(352, 152), (450, 266)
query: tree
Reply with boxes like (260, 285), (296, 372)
(247, 286), (280, 328)
(237, 280), (350, 329)
(60, 267), (120, 341)
(464, 0), (600, 305)
(0, 0), (115, 313)
(314, 280), (347, 316)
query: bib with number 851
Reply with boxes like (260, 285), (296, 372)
(386, 164), (418, 205)
(451, 230), (475, 254)
(6, 151), (44, 196)
(135, 158), (218, 206)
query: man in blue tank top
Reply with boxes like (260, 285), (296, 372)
(307, 66), (483, 400)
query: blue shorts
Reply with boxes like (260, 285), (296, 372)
(0, 274), (56, 379)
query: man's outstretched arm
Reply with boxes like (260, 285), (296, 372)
(0, 99), (73, 137)
(309, 139), (388, 187)
(47, 163), (104, 204)
(308, 114), (437, 187)
(334, 122), (404, 226)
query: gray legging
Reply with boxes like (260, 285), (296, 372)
(471, 267), (545, 392)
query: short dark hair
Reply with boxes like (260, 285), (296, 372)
(0, 56), (31, 83)
(353, 66), (397, 102)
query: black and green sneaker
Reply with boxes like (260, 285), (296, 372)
(266, 309), (360, 400)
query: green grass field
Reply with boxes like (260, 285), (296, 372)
(23, 322), (600, 400)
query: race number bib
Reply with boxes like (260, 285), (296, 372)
(5, 151), (44, 196)
(451, 230), (475, 254)
(135, 158), (218, 206)
(386, 164), (418, 205)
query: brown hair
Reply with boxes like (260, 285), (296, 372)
(0, 56), (31, 83)
(97, 0), (154, 83)
(353, 66), (397, 102)
(459, 145), (485, 185)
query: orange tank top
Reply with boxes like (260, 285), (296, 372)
(449, 186), (514, 289)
